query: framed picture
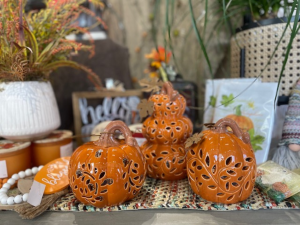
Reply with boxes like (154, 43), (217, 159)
(72, 90), (143, 145)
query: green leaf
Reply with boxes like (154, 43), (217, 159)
(275, 1), (299, 105)
(23, 26), (38, 63)
(234, 104), (242, 116)
(221, 93), (234, 107)
(209, 95), (216, 107)
(248, 128), (255, 139)
(37, 41), (56, 63)
(252, 135), (265, 144)
(252, 145), (263, 152)
(248, 128), (265, 152)
(189, 0), (214, 79)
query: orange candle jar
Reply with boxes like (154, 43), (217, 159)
(32, 130), (73, 166)
(0, 141), (31, 181)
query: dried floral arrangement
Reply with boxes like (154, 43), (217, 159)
(144, 46), (176, 81)
(0, 0), (105, 88)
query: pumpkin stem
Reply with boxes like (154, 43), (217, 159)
(215, 118), (250, 144)
(161, 82), (179, 101)
(94, 121), (137, 147)
(234, 105), (242, 116)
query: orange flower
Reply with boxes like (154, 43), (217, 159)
(149, 72), (159, 78)
(145, 46), (171, 65)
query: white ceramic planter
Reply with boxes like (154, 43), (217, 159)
(0, 81), (61, 141)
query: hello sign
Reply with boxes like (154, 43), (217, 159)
(72, 90), (143, 145)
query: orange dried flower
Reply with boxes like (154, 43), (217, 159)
(145, 46), (171, 66)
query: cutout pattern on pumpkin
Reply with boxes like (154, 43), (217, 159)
(141, 82), (193, 181)
(186, 118), (256, 204)
(69, 121), (146, 208)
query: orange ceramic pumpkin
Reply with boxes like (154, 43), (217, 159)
(69, 121), (146, 208)
(225, 105), (254, 132)
(186, 118), (256, 204)
(141, 82), (193, 180)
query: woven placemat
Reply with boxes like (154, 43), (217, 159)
(49, 178), (299, 212)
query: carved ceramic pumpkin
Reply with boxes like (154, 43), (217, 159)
(186, 118), (256, 204)
(141, 82), (193, 180)
(225, 105), (254, 132)
(69, 121), (146, 208)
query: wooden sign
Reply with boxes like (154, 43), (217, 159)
(72, 90), (143, 145)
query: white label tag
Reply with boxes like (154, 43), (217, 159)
(60, 142), (73, 157)
(0, 160), (8, 178)
(27, 180), (46, 207)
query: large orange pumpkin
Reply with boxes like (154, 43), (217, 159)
(141, 82), (193, 180)
(225, 105), (254, 132)
(186, 118), (256, 204)
(69, 121), (146, 208)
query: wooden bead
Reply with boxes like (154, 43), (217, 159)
(12, 174), (20, 180)
(32, 167), (39, 174)
(18, 171), (26, 179)
(7, 179), (15, 185)
(14, 195), (23, 204)
(289, 144), (300, 152)
(25, 169), (32, 176)
(2, 183), (10, 189)
(7, 197), (14, 205)
(0, 196), (8, 205)
(22, 193), (28, 202)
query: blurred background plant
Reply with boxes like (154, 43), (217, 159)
(16, 0), (300, 123)
(102, 0), (298, 123)
(217, 0), (293, 21)
(0, 0), (105, 88)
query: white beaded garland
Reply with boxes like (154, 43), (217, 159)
(0, 193), (7, 200)
(32, 167), (39, 175)
(18, 171), (25, 179)
(7, 197), (14, 205)
(0, 166), (43, 205)
(7, 178), (16, 185)
(3, 183), (10, 189)
(0, 188), (8, 193)
(1, 197), (8, 205)
(22, 193), (28, 202)
(14, 195), (23, 204)
(25, 169), (32, 176)
(12, 174), (20, 180)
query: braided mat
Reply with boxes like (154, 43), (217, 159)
(49, 178), (299, 212)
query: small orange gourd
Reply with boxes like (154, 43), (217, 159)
(186, 118), (256, 204)
(141, 82), (193, 180)
(69, 121), (146, 208)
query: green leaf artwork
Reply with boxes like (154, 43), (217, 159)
(221, 94), (234, 107)
(248, 128), (265, 152)
(209, 95), (216, 107)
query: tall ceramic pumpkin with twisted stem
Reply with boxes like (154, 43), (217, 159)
(69, 121), (146, 208)
(141, 82), (193, 180)
(186, 118), (256, 204)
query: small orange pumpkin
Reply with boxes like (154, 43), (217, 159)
(0, 178), (8, 189)
(186, 118), (256, 204)
(141, 82), (193, 180)
(225, 105), (254, 132)
(69, 121), (146, 208)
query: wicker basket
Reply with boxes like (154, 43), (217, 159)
(231, 21), (300, 96)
